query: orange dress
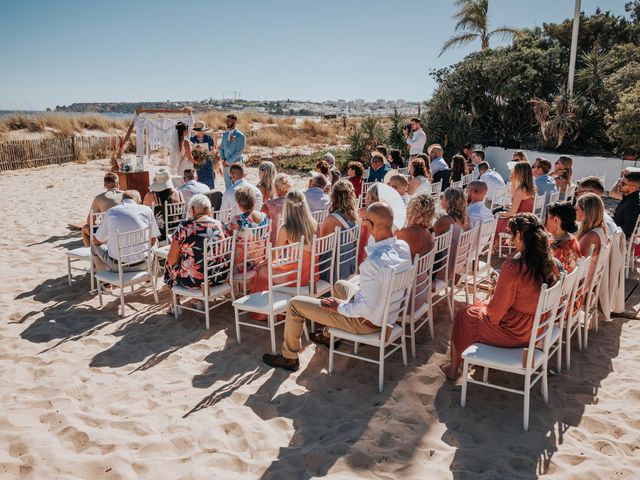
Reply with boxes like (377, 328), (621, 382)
(451, 259), (543, 362)
(552, 236), (581, 272)
(496, 195), (534, 235)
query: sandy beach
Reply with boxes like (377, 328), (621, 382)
(1, 158), (639, 479)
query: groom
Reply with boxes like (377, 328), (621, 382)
(219, 113), (246, 189)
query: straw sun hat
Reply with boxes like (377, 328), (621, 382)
(149, 167), (174, 192)
(192, 121), (211, 132)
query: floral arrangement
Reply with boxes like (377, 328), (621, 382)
(191, 144), (210, 166)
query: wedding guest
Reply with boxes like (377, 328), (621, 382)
(532, 157), (558, 200)
(478, 161), (506, 202)
(495, 162), (536, 238)
(220, 163), (263, 217)
(190, 120), (217, 189)
(322, 152), (342, 183)
(470, 150), (485, 181)
(177, 169), (210, 204)
(554, 172), (571, 200)
(304, 173), (330, 212)
(612, 171), (640, 238)
(396, 194), (435, 258)
(347, 161), (364, 197)
(257, 161), (277, 201)
(407, 157), (431, 196)
(261, 173), (292, 245)
(546, 201), (581, 272)
(550, 155), (573, 184)
(434, 187), (467, 278)
(82, 172), (123, 246)
(451, 154), (469, 183)
(466, 181), (494, 226)
(512, 150), (529, 163)
(262, 202), (411, 371)
(315, 159), (332, 189)
(367, 152), (391, 183)
(575, 176), (619, 239)
(576, 193), (607, 285)
(428, 144), (451, 190)
(405, 117), (427, 157)
(388, 174), (411, 205)
(143, 167), (184, 242)
(220, 114), (245, 189)
(388, 149), (405, 169)
(442, 213), (559, 380)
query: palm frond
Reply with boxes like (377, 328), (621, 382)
(439, 32), (480, 57)
(453, 0), (488, 33)
(487, 27), (522, 43)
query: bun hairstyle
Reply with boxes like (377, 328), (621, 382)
(508, 213), (558, 287)
(547, 201), (578, 234)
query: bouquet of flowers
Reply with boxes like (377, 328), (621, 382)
(191, 144), (209, 166)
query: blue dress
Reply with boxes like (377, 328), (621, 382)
(190, 134), (215, 189)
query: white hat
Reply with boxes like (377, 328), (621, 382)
(149, 167), (174, 192)
(322, 152), (336, 166)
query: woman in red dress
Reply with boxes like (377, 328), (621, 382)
(347, 161), (364, 198)
(546, 201), (581, 272)
(495, 163), (536, 246)
(442, 213), (560, 380)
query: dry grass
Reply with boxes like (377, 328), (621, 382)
(0, 113), (131, 137)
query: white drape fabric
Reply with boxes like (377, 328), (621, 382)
(599, 232), (626, 319)
(134, 114), (194, 172)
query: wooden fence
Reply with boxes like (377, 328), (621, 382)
(0, 135), (119, 171)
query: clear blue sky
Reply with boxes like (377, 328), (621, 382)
(0, 0), (629, 110)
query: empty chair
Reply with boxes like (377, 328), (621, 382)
(328, 265), (416, 392)
(408, 249), (436, 356)
(65, 210), (105, 291)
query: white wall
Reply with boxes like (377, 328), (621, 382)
(484, 147), (638, 191)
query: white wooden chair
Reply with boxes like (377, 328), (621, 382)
(625, 216), (640, 278)
(547, 191), (560, 206)
(233, 240), (304, 354)
(335, 224), (361, 282)
(468, 218), (498, 302)
(532, 194), (546, 222)
(450, 226), (480, 308)
(95, 226), (158, 317)
(232, 223), (271, 297)
(408, 249), (436, 356)
(564, 184), (577, 203)
(489, 185), (509, 210)
(563, 255), (592, 369)
(172, 232), (236, 329)
(66, 210), (105, 291)
(397, 167), (410, 176)
(311, 209), (329, 225)
(581, 242), (611, 349)
(212, 208), (233, 224)
(328, 265), (415, 392)
(427, 180), (443, 198)
(450, 179), (463, 190)
(363, 168), (370, 179)
(431, 229), (454, 322)
(153, 200), (187, 276)
(461, 273), (565, 431)
(462, 173), (473, 187)
(548, 262), (580, 373)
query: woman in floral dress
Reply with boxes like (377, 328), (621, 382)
(546, 201), (581, 272)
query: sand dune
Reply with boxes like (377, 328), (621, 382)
(1, 158), (639, 479)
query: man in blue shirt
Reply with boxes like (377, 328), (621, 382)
(367, 152), (391, 183)
(219, 114), (245, 189)
(532, 157), (558, 200)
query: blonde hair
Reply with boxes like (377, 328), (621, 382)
(257, 161), (277, 199)
(282, 190), (317, 245)
(273, 173), (292, 197)
(512, 162), (536, 197)
(443, 187), (467, 223)
(329, 179), (358, 223)
(389, 174), (408, 188)
(577, 193), (606, 240)
(407, 194), (436, 228)
(235, 185), (256, 212)
(365, 182), (380, 206)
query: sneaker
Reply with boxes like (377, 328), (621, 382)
(309, 331), (340, 349)
(262, 353), (300, 372)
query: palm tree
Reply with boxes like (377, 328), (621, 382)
(440, 0), (520, 56)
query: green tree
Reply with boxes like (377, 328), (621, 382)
(347, 117), (386, 162)
(608, 81), (640, 154)
(440, 0), (520, 56)
(386, 109), (408, 156)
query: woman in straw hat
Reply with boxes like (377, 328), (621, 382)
(190, 120), (219, 189)
(143, 167), (184, 242)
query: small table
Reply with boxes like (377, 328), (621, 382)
(116, 171), (150, 199)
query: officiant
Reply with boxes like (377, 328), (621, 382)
(190, 120), (217, 189)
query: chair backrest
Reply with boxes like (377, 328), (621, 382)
(203, 232), (236, 296)
(428, 180), (442, 197)
(362, 181), (377, 193)
(335, 224), (361, 279)
(164, 201), (187, 241)
(524, 273), (565, 372)
(412, 249), (436, 319)
(548, 191), (560, 206)
(267, 239), (305, 303)
(309, 231), (338, 294)
(489, 184), (509, 210)
(626, 216), (640, 265)
(564, 184), (577, 203)
(397, 167), (410, 176)
(432, 229), (453, 286)
(212, 208), (232, 224)
(568, 255), (592, 320)
(363, 168), (370, 179)
(462, 173), (473, 187)
(240, 223), (271, 273)
(114, 226), (152, 269)
(533, 194), (546, 220)
(379, 265), (416, 342)
(476, 218), (498, 265)
(88, 210), (106, 242)
(552, 262), (581, 332)
(311, 209), (329, 225)
(585, 241), (611, 312)
(452, 226), (479, 278)
(450, 179), (463, 190)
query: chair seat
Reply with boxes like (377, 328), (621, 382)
(462, 343), (544, 372)
(95, 270), (150, 286)
(173, 283), (232, 300)
(274, 279), (331, 297)
(232, 291), (292, 314)
(550, 326), (561, 343)
(155, 246), (170, 259)
(232, 270), (257, 282)
(328, 323), (402, 347)
(66, 246), (91, 260)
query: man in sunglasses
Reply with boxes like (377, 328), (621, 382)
(611, 171), (640, 238)
(263, 202), (412, 371)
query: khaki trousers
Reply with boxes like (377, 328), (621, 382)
(282, 280), (379, 359)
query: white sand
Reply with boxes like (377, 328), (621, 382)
(1, 158), (639, 479)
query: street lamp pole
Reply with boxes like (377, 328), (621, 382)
(567, 0), (581, 95)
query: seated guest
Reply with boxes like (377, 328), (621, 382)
(512, 150), (529, 163)
(466, 181), (494, 226)
(164, 194), (227, 312)
(396, 194), (435, 258)
(367, 152), (391, 183)
(92, 190), (159, 272)
(375, 145), (388, 159)
(532, 157), (558, 200)
(304, 173), (330, 212)
(388, 149), (405, 169)
(83, 172), (123, 246)
(451, 154), (469, 183)
(177, 169), (210, 204)
(220, 163), (263, 217)
(434, 187), (467, 278)
(576, 193), (608, 285)
(611, 171), (640, 238)
(477, 161), (506, 202)
(575, 176), (619, 238)
(257, 161), (277, 202)
(261, 173), (292, 245)
(546, 201), (581, 272)
(495, 162), (536, 239)
(347, 161), (364, 197)
(322, 152), (342, 184)
(388, 174), (410, 205)
(315, 159), (332, 190)
(407, 157), (431, 196)
(550, 155), (573, 183)
(428, 144), (451, 190)
(554, 172), (572, 200)
(469, 150), (484, 181)
(442, 213), (560, 380)
(143, 167), (184, 242)
(262, 202), (412, 371)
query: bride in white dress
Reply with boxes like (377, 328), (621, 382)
(169, 121), (195, 175)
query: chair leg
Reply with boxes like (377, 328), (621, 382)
(461, 360), (469, 407)
(119, 287), (126, 317)
(234, 308), (242, 344)
(583, 310), (590, 350)
(523, 375), (531, 431)
(556, 340), (562, 373)
(302, 321), (309, 342)
(205, 301), (210, 330)
(97, 280), (103, 307)
(410, 320), (416, 358)
(429, 303), (435, 339)
(150, 277), (158, 304)
(269, 314), (276, 355)
(67, 258), (72, 287)
(173, 291), (179, 320)
(447, 289), (455, 322)
(354, 341), (359, 355)
(542, 364), (549, 404)
(378, 346), (385, 393)
(90, 260), (95, 293)
(328, 334), (335, 373)
(482, 367), (488, 383)
(401, 334), (408, 367)
(565, 327), (572, 370)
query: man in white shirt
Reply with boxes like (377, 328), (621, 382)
(177, 169), (210, 204)
(575, 176), (621, 239)
(263, 202), (412, 371)
(405, 117), (427, 157)
(470, 150), (485, 181)
(220, 163), (263, 217)
(92, 190), (160, 272)
(303, 173), (330, 212)
(466, 181), (495, 226)
(477, 161), (506, 203)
